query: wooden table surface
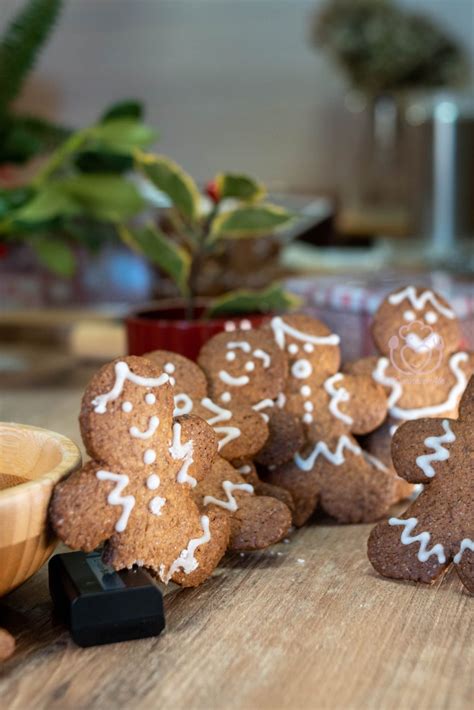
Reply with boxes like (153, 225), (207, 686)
(0, 368), (472, 710)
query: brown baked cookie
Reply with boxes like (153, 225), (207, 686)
(232, 460), (295, 513)
(368, 377), (473, 592)
(259, 314), (394, 525)
(197, 329), (304, 468)
(50, 356), (230, 587)
(198, 328), (288, 404)
(144, 349), (268, 461)
(0, 628), (15, 662)
(347, 286), (473, 500)
(194, 456), (291, 551)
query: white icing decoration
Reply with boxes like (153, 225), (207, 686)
(425, 310), (438, 324)
(92, 361), (169, 413)
(294, 435), (361, 470)
(130, 415), (159, 440)
(303, 413), (313, 424)
(289, 344), (299, 355)
(164, 362), (175, 374)
(276, 393), (286, 408)
(388, 517), (446, 563)
(96, 470), (135, 533)
(224, 321), (236, 332)
(405, 331), (440, 352)
(245, 362), (255, 372)
(144, 449), (156, 465)
(300, 385), (311, 397)
(169, 422), (196, 486)
(227, 341), (251, 352)
(161, 515), (211, 582)
(291, 359), (312, 379)
(416, 420), (456, 478)
(149, 496), (166, 516)
(146, 473), (160, 490)
(252, 398), (274, 423)
(173, 393), (194, 416)
(240, 319), (252, 330)
(226, 352), (236, 362)
(221, 392), (231, 403)
(253, 349), (271, 368)
(453, 539), (474, 564)
(362, 451), (389, 472)
(304, 402), (313, 412)
(238, 465), (252, 475)
(324, 373), (353, 425)
(271, 316), (340, 349)
(145, 393), (156, 405)
(201, 397), (240, 450)
(374, 352), (468, 420)
(304, 344), (314, 353)
(388, 286), (455, 319)
(203, 480), (254, 511)
(219, 371), (250, 386)
(122, 401), (133, 413)
(403, 310), (416, 321)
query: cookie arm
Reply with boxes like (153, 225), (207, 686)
(391, 418), (457, 484)
(174, 415), (219, 484)
(50, 461), (122, 552)
(334, 374), (388, 435)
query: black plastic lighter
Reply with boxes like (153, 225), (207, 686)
(48, 551), (165, 648)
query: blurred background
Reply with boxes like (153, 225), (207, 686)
(0, 0), (473, 382)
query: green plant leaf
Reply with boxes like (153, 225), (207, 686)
(210, 204), (294, 240)
(206, 283), (302, 317)
(215, 173), (266, 202)
(136, 152), (201, 222)
(11, 183), (78, 223)
(0, 0), (63, 113)
(75, 150), (133, 174)
(119, 224), (190, 296)
(32, 236), (75, 277)
(101, 100), (144, 122)
(93, 119), (156, 153)
(61, 174), (145, 221)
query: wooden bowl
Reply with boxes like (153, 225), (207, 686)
(0, 423), (82, 597)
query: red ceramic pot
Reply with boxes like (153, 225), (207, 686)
(126, 300), (270, 361)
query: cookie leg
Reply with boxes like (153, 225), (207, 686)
(228, 495), (292, 551)
(171, 509), (230, 587)
(454, 541), (474, 594)
(262, 462), (319, 527)
(368, 517), (449, 584)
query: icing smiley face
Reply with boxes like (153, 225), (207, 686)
(81, 357), (174, 471)
(373, 286), (461, 359)
(198, 329), (288, 404)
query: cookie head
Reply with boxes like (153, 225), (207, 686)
(372, 286), (460, 359)
(80, 356), (174, 470)
(198, 329), (287, 403)
(144, 350), (208, 416)
(269, 314), (341, 387)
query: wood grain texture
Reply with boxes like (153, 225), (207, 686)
(0, 368), (472, 710)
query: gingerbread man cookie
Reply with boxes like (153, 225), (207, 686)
(368, 377), (474, 592)
(50, 356), (230, 587)
(260, 315), (394, 525)
(144, 350), (292, 550)
(346, 286), (473, 486)
(197, 328), (304, 467)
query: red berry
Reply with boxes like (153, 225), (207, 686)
(205, 180), (220, 203)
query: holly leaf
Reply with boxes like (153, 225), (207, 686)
(101, 100), (144, 122)
(206, 283), (302, 317)
(10, 183), (78, 223)
(61, 174), (145, 221)
(92, 119), (156, 153)
(215, 173), (266, 202)
(32, 236), (76, 277)
(136, 152), (201, 222)
(210, 204), (294, 240)
(119, 224), (190, 296)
